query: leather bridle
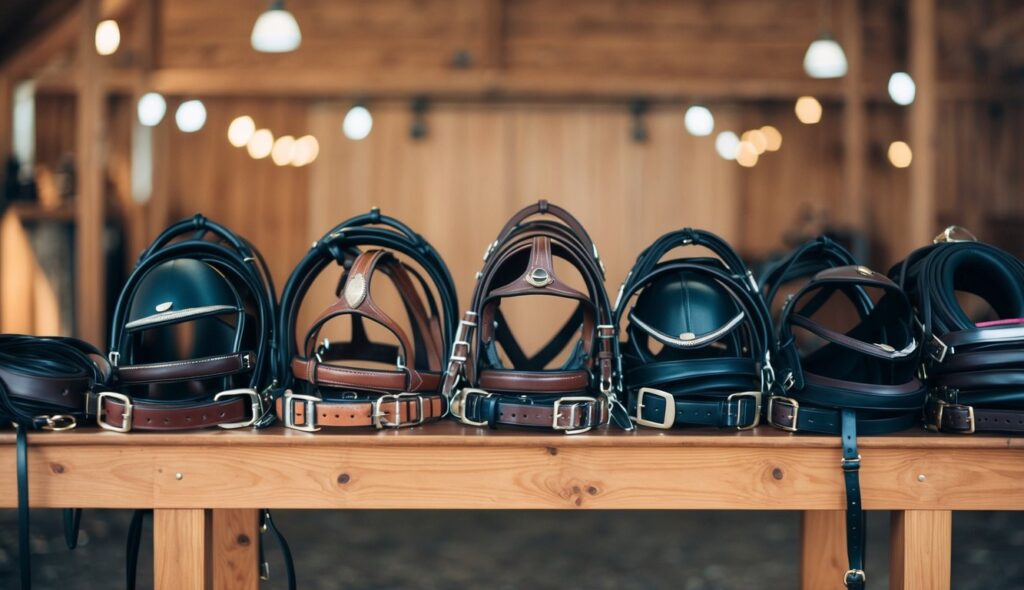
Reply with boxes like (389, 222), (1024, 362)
(444, 200), (631, 433)
(891, 227), (1024, 434)
(761, 236), (926, 590)
(0, 334), (108, 590)
(276, 208), (458, 431)
(615, 228), (774, 430)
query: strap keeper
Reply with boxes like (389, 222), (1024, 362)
(841, 454), (862, 471)
(844, 569), (866, 586)
(596, 324), (615, 339)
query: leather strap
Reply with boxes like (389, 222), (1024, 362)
(99, 395), (251, 431)
(841, 410), (866, 590)
(924, 398), (1024, 433)
(117, 352), (254, 384)
(275, 393), (445, 429)
(460, 391), (608, 432)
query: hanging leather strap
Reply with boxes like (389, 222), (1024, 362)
(842, 410), (866, 590)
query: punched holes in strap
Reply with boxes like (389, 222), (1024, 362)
(98, 394), (250, 432)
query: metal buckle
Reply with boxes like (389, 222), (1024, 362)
(844, 569), (866, 586)
(37, 415), (77, 431)
(949, 403), (975, 434)
(452, 388), (492, 427)
(928, 334), (951, 363)
(214, 388), (264, 429)
(727, 391), (762, 430)
(767, 396), (800, 432)
(373, 393), (425, 429)
(281, 391), (321, 432)
(552, 396), (597, 435)
(781, 372), (796, 391)
(96, 391), (133, 432)
(925, 398), (946, 432)
(634, 387), (675, 429)
(841, 454), (862, 470)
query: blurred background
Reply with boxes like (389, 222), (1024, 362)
(1, 0), (1023, 588)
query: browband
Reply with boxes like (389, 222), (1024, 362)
(277, 208), (458, 431)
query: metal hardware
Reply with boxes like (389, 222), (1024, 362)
(552, 396), (597, 434)
(727, 391), (762, 430)
(840, 454), (862, 469)
(925, 398), (946, 432)
(260, 562), (270, 581)
(767, 396), (800, 432)
(782, 372), (796, 391)
(931, 400), (976, 434)
(856, 266), (873, 277)
(38, 415), (77, 431)
(525, 267), (553, 288)
(214, 388), (264, 429)
(96, 391), (133, 432)
(108, 351), (120, 368)
(155, 301), (173, 312)
(844, 569), (866, 586)
(928, 334), (951, 363)
(634, 387), (675, 429)
(281, 391), (321, 432)
(452, 388), (493, 426)
(933, 225), (977, 244)
(373, 393), (425, 429)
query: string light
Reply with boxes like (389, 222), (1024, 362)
(888, 141), (912, 168)
(291, 135), (320, 166)
(95, 20), (120, 56)
(342, 105), (373, 140)
(795, 96), (823, 124)
(137, 93), (166, 127)
(715, 132), (740, 160)
(888, 72), (916, 106)
(247, 129), (274, 159)
(684, 105), (715, 137)
(736, 141), (759, 167)
(175, 100), (207, 133)
(228, 116), (256, 147)
(271, 135), (296, 166)
(741, 129), (768, 155)
(760, 126), (783, 151)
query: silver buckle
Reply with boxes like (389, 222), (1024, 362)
(281, 390), (321, 432)
(552, 396), (597, 435)
(844, 569), (866, 586)
(727, 391), (762, 430)
(928, 334), (951, 363)
(452, 388), (492, 427)
(37, 414), (77, 431)
(214, 388), (264, 429)
(373, 393), (425, 429)
(767, 396), (800, 432)
(96, 391), (133, 432)
(634, 387), (675, 429)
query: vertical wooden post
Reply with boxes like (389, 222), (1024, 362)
(76, 0), (107, 344)
(0, 73), (11, 159)
(841, 0), (866, 232)
(890, 510), (952, 590)
(909, 0), (937, 251)
(801, 511), (848, 590)
(154, 508), (211, 590)
(479, 0), (504, 69)
(211, 509), (260, 590)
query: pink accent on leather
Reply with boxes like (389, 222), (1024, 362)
(976, 318), (1024, 327)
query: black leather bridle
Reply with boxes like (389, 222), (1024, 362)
(890, 226), (1024, 434)
(760, 236), (926, 590)
(0, 334), (108, 590)
(615, 228), (774, 430)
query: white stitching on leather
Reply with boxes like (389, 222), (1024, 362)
(125, 305), (238, 330)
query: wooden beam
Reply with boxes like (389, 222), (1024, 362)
(908, 0), (937, 252)
(978, 5), (1024, 51)
(800, 511), (847, 590)
(155, 509), (211, 590)
(890, 510), (951, 590)
(841, 0), (866, 232)
(478, 0), (504, 69)
(0, 5), (80, 81)
(75, 0), (106, 345)
(0, 73), (10, 157)
(211, 509), (259, 590)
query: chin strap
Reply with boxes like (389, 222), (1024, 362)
(841, 409), (866, 590)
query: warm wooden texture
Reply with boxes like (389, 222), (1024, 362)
(3, 425), (1024, 510)
(890, 510), (952, 590)
(211, 508), (259, 590)
(908, 0), (937, 251)
(0, 210), (62, 334)
(841, 0), (866, 231)
(154, 508), (211, 590)
(800, 511), (847, 590)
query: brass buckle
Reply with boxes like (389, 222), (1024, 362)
(727, 391), (762, 430)
(634, 387), (675, 429)
(950, 403), (975, 434)
(552, 396), (597, 435)
(767, 396), (800, 432)
(373, 393), (425, 429)
(452, 388), (493, 427)
(925, 398), (946, 432)
(96, 391), (133, 433)
(214, 388), (264, 429)
(37, 415), (77, 431)
(281, 390), (321, 432)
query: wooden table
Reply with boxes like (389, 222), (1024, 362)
(2, 423), (1022, 589)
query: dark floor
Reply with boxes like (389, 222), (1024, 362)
(2, 510), (1024, 589)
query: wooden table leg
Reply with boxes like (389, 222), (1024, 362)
(212, 509), (260, 590)
(890, 510), (951, 590)
(801, 510), (848, 590)
(154, 508), (211, 590)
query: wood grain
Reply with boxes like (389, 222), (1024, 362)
(890, 510), (952, 590)
(154, 508), (210, 590)
(800, 511), (848, 590)
(211, 509), (259, 590)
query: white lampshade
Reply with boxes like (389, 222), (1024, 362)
(888, 72), (916, 106)
(137, 93), (167, 127)
(684, 105), (715, 137)
(715, 131), (740, 161)
(342, 105), (373, 141)
(803, 33), (848, 79)
(251, 2), (302, 53)
(175, 100), (207, 133)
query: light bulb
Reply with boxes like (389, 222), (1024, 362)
(795, 96), (823, 124)
(271, 135), (296, 166)
(741, 130), (767, 155)
(175, 100), (207, 133)
(343, 105), (373, 140)
(228, 116), (256, 147)
(888, 141), (912, 168)
(137, 93), (166, 127)
(251, 3), (302, 53)
(684, 105), (715, 137)
(888, 72), (916, 106)
(736, 141), (759, 167)
(291, 135), (320, 166)
(760, 126), (783, 151)
(95, 20), (120, 56)
(715, 131), (740, 160)
(803, 34), (848, 79)
(247, 129), (274, 159)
